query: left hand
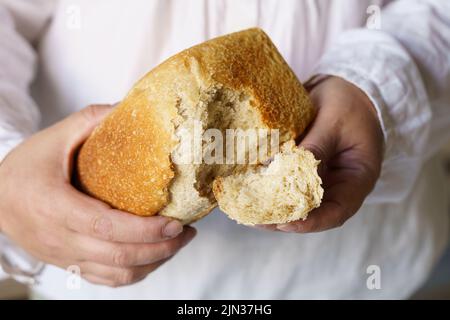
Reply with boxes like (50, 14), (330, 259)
(263, 76), (384, 233)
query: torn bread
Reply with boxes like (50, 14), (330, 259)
(213, 141), (323, 225)
(76, 28), (317, 224)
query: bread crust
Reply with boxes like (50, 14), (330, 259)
(76, 28), (315, 221)
(176, 28), (315, 139)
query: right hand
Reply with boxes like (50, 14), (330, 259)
(0, 105), (196, 287)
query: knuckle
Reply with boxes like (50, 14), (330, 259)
(80, 105), (101, 123)
(139, 225), (157, 243)
(91, 215), (113, 240)
(142, 217), (171, 242)
(302, 143), (327, 161)
(112, 247), (130, 267)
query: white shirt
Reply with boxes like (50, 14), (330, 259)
(0, 0), (449, 299)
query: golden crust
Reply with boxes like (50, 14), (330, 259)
(76, 92), (177, 215)
(178, 28), (315, 138)
(76, 28), (314, 219)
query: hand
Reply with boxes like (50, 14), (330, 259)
(0, 105), (196, 287)
(270, 76), (383, 233)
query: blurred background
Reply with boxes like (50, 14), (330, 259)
(1, 140), (450, 300)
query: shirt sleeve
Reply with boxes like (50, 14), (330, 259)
(0, 0), (55, 282)
(310, 0), (450, 203)
(0, 0), (55, 162)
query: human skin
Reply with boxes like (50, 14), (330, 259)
(0, 76), (383, 287)
(0, 105), (196, 287)
(262, 76), (384, 233)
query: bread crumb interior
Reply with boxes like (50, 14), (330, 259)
(160, 86), (268, 221)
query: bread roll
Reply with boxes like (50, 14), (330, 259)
(76, 28), (319, 224)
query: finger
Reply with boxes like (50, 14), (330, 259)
(82, 274), (117, 287)
(327, 150), (381, 191)
(42, 105), (114, 180)
(80, 261), (166, 287)
(61, 187), (184, 243)
(297, 109), (338, 177)
(276, 201), (350, 233)
(71, 227), (196, 267)
(252, 224), (279, 231)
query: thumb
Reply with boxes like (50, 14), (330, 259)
(49, 104), (114, 182)
(298, 117), (337, 168)
(53, 104), (114, 147)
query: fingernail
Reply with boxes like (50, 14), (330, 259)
(163, 220), (183, 238)
(276, 224), (298, 233)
